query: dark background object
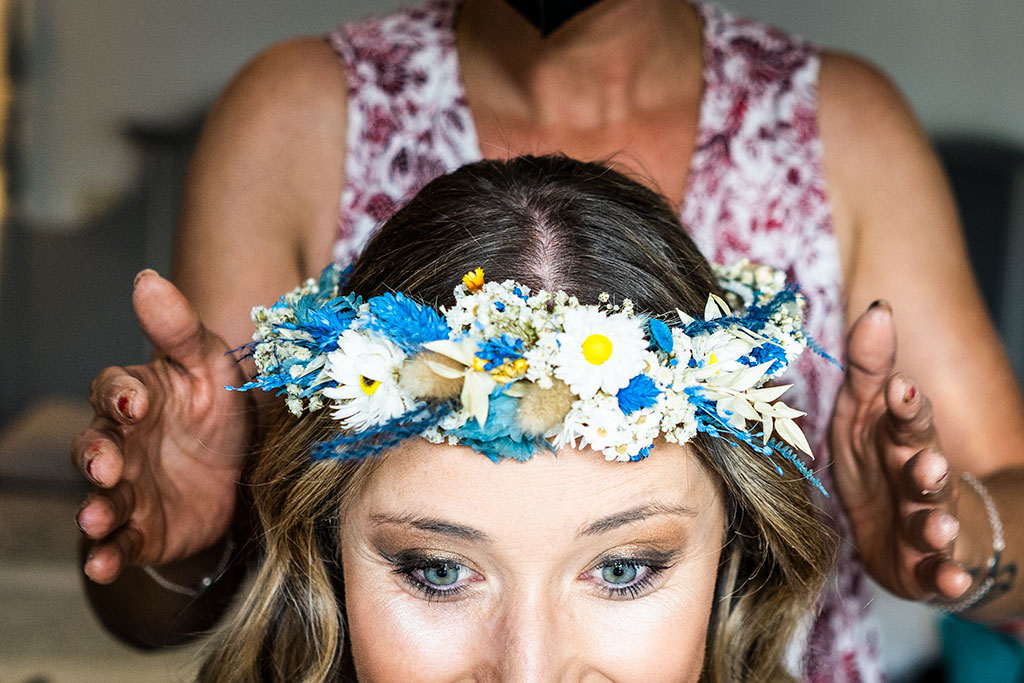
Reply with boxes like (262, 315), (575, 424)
(936, 137), (1024, 333)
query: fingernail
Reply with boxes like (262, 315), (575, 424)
(134, 269), (157, 286)
(85, 457), (97, 482)
(922, 468), (948, 496)
(117, 394), (132, 419)
(937, 512), (959, 539)
(75, 503), (87, 533)
(869, 299), (891, 312)
(905, 385), (916, 402)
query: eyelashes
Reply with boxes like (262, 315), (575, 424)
(587, 559), (669, 601)
(393, 558), (477, 601)
(386, 550), (676, 603)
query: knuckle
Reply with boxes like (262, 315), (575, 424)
(90, 366), (124, 396)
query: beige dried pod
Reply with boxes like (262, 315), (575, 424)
(517, 379), (574, 436)
(398, 351), (464, 399)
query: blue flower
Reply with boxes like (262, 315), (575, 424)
(363, 292), (451, 353)
(327, 263), (353, 292)
(475, 334), (524, 371)
(629, 444), (653, 462)
(450, 393), (548, 462)
(616, 375), (661, 414)
(738, 341), (788, 375)
(291, 293), (363, 354)
(646, 318), (674, 353)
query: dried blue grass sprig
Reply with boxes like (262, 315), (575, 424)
(310, 402), (453, 461)
(360, 292), (450, 354)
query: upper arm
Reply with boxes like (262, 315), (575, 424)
(819, 52), (1024, 472)
(171, 37), (348, 349)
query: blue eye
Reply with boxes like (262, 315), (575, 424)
(590, 558), (671, 600)
(392, 556), (478, 601)
(420, 562), (462, 587)
(601, 562), (639, 585)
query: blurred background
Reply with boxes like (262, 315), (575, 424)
(0, 1), (1022, 681)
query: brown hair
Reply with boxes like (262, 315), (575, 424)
(200, 155), (837, 682)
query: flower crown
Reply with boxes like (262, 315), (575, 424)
(231, 261), (832, 494)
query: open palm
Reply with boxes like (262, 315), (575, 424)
(830, 302), (971, 601)
(73, 270), (251, 582)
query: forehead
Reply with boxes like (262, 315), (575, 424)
(347, 439), (721, 540)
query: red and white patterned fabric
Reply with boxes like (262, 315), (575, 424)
(329, 2), (883, 680)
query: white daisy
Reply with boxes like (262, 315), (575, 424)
(554, 393), (661, 462)
(552, 307), (648, 399)
(684, 329), (758, 382)
(554, 393), (627, 456)
(322, 330), (414, 431)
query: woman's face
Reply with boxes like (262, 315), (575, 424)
(341, 439), (726, 682)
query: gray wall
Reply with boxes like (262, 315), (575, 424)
(14, 0), (407, 227)
(727, 0), (1024, 142)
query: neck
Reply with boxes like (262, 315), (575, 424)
(457, 0), (703, 127)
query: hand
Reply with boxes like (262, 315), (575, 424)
(830, 301), (973, 602)
(72, 270), (251, 584)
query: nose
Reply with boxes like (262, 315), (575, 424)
(489, 590), (569, 683)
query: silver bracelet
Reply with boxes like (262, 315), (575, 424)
(936, 472), (1005, 614)
(143, 537), (235, 599)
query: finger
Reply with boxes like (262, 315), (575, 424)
(88, 366), (150, 424)
(841, 301), (897, 406)
(885, 374), (937, 448)
(917, 556), (973, 600)
(133, 269), (215, 370)
(70, 428), (125, 488)
(76, 482), (136, 540)
(905, 508), (959, 554)
(901, 448), (950, 501)
(83, 526), (142, 584)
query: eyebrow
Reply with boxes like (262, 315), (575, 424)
(369, 502), (695, 544)
(578, 502), (697, 538)
(369, 512), (491, 543)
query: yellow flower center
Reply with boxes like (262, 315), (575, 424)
(471, 356), (489, 372)
(359, 375), (381, 395)
(489, 358), (529, 384)
(462, 267), (485, 293)
(582, 334), (613, 365)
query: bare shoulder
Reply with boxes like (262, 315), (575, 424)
(816, 51), (951, 287)
(217, 37), (346, 117)
(174, 37), (349, 345)
(817, 51), (933, 175)
(199, 37), (348, 170)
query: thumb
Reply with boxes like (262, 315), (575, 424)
(132, 269), (215, 369)
(841, 300), (897, 406)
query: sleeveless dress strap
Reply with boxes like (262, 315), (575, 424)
(328, 0), (482, 265)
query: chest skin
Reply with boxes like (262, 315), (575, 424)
(467, 76), (857, 293)
(472, 105), (699, 212)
